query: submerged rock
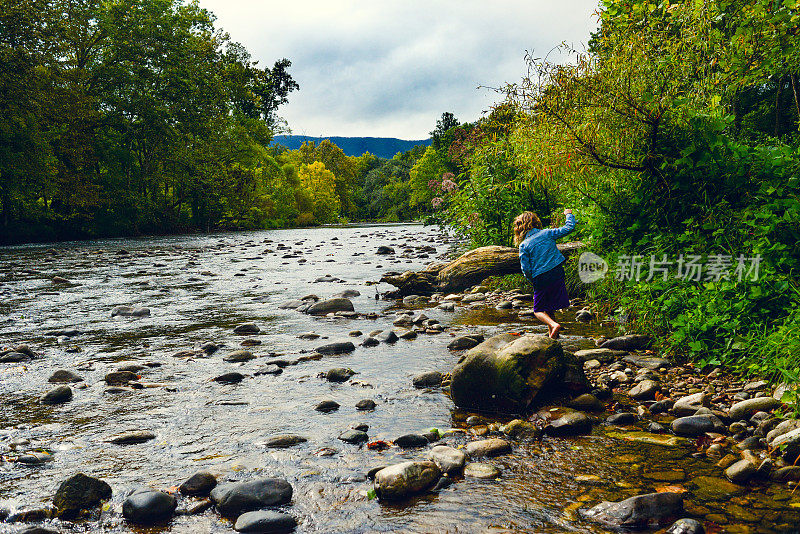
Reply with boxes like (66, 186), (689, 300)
(111, 306), (151, 317)
(316, 341), (355, 355)
(374, 461), (440, 500)
(463, 463), (501, 479)
(545, 412), (592, 436)
(325, 368), (356, 382)
(581, 491), (683, 529)
(412, 371), (443, 388)
(48, 370), (83, 383)
(263, 434), (308, 448)
(210, 477), (293, 517)
(233, 323), (260, 335)
(338, 430), (368, 444)
(106, 431), (156, 445)
(666, 518), (704, 534)
(53, 473), (112, 519)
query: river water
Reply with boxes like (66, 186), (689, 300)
(0, 224), (798, 533)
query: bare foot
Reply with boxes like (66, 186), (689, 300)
(550, 324), (562, 339)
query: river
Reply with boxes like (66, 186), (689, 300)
(0, 224), (797, 533)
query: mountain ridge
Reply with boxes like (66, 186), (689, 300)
(273, 135), (431, 159)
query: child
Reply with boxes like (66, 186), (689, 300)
(514, 209), (576, 339)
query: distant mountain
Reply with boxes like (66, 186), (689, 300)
(273, 135), (431, 159)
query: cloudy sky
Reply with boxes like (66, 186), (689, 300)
(197, 1), (600, 139)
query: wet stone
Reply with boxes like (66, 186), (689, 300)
(412, 371), (443, 388)
(355, 399), (376, 411)
(428, 445), (466, 475)
(234, 510), (297, 533)
(567, 393), (604, 411)
(374, 461), (440, 500)
(223, 350), (255, 363)
(48, 370), (83, 383)
(606, 412), (637, 425)
(463, 463), (501, 479)
(465, 438), (511, 458)
(263, 434), (308, 448)
(581, 491), (683, 529)
(666, 518), (704, 534)
(210, 477), (293, 517)
(325, 368), (356, 382)
(338, 430), (368, 444)
(213, 372), (245, 384)
(106, 431), (156, 445)
(179, 472), (217, 496)
(544, 412), (592, 436)
(122, 487), (177, 524)
(52, 473), (111, 519)
(314, 400), (340, 413)
(40, 385), (72, 405)
(316, 341), (356, 355)
(394, 434), (428, 448)
(233, 323), (260, 335)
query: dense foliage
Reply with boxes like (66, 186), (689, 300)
(431, 0), (800, 391)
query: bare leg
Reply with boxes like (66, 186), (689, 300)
(534, 311), (561, 339)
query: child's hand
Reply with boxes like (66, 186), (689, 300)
(564, 208), (573, 215)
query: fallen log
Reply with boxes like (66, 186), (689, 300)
(381, 242), (585, 296)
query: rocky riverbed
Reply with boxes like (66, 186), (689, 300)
(1, 224), (798, 533)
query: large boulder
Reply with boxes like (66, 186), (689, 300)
(581, 492), (683, 529)
(210, 477), (292, 517)
(450, 334), (577, 413)
(306, 298), (354, 316)
(374, 461), (440, 500)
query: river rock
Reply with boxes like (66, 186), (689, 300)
(428, 445), (466, 474)
(279, 300), (305, 309)
(769, 427), (800, 463)
(122, 487), (177, 524)
(666, 518), (704, 534)
(316, 341), (355, 355)
(567, 393), (604, 411)
(48, 370), (83, 383)
(234, 510), (297, 533)
(233, 323), (260, 335)
(581, 491), (683, 528)
(725, 459), (757, 483)
(213, 372), (245, 384)
(629, 379), (660, 400)
(766, 419), (800, 443)
(670, 415), (724, 437)
(223, 350), (255, 362)
(447, 335), (484, 351)
(623, 354), (671, 370)
(339, 429), (368, 444)
(106, 430), (156, 445)
(545, 411), (592, 436)
(332, 289), (361, 299)
(361, 337), (379, 347)
(672, 392), (708, 416)
(412, 371), (443, 388)
(40, 385), (72, 405)
(105, 371), (138, 385)
(179, 472), (217, 496)
(465, 438), (511, 458)
(573, 348), (627, 363)
(263, 434), (308, 448)
(599, 335), (650, 351)
(0, 351), (30, 362)
(395, 434), (428, 448)
(306, 298), (354, 315)
(314, 400), (340, 413)
(450, 334), (576, 413)
(17, 451), (53, 465)
(17, 526), (61, 534)
(325, 368), (355, 382)
(378, 330), (399, 344)
(254, 364), (282, 376)
(692, 476), (745, 500)
(606, 412), (637, 425)
(771, 466), (800, 482)
(356, 399), (376, 411)
(210, 478), (293, 517)
(463, 463), (501, 479)
(376, 246), (395, 255)
(374, 461), (440, 500)
(728, 397), (779, 421)
(111, 306), (150, 317)
(53, 473), (112, 519)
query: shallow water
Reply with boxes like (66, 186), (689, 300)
(0, 224), (798, 533)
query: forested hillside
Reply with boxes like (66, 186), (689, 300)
(427, 0), (800, 391)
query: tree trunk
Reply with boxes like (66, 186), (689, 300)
(381, 242), (585, 296)
(775, 76), (784, 137)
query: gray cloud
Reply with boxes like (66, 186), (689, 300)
(199, 0), (600, 138)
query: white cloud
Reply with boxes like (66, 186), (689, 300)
(198, 0), (600, 138)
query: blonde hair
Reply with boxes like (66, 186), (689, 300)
(513, 211), (542, 245)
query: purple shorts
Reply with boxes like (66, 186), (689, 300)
(532, 264), (570, 314)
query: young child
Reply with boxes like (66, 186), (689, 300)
(514, 209), (576, 339)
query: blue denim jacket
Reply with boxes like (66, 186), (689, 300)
(519, 213), (576, 281)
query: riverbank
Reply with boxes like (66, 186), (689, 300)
(0, 225), (798, 533)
